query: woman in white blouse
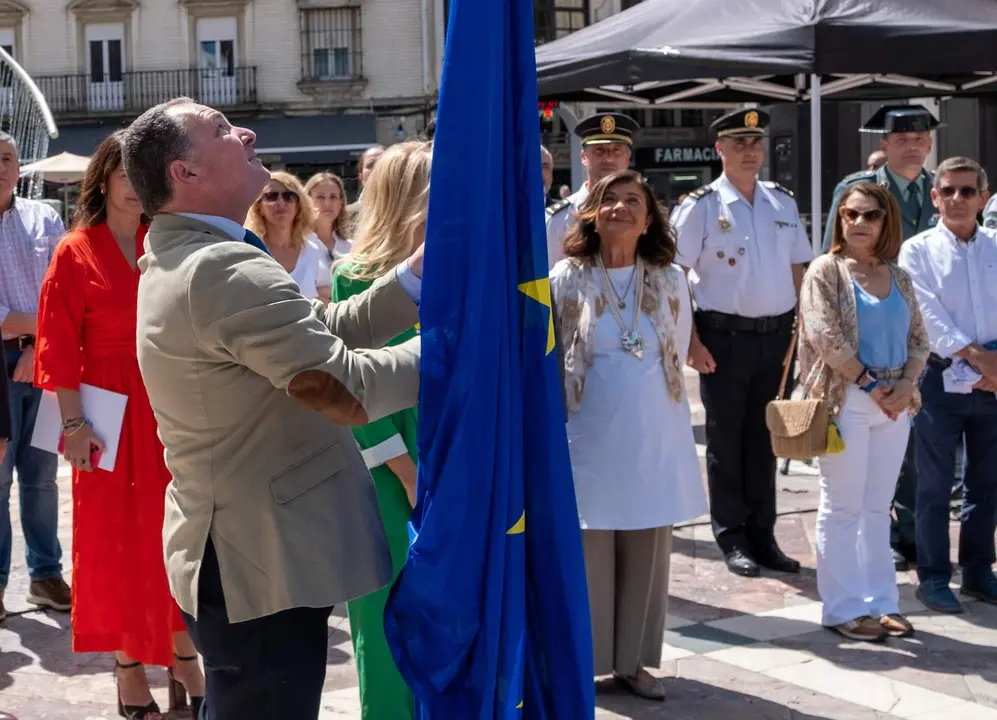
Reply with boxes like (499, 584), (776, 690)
(305, 172), (352, 292)
(551, 169), (707, 701)
(245, 171), (331, 301)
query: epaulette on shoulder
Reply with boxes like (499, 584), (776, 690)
(840, 171), (877, 188)
(761, 180), (794, 198)
(687, 185), (714, 201)
(545, 198), (572, 218)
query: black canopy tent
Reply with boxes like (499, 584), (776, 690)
(535, 0), (997, 246)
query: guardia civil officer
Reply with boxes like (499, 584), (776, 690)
(822, 104), (941, 572)
(545, 112), (638, 269)
(672, 108), (813, 578)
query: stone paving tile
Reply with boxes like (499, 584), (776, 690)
(593, 657), (903, 719)
(662, 623), (756, 655)
(5, 452), (997, 719)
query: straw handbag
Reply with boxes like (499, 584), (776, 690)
(765, 322), (831, 461)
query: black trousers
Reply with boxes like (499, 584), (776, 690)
(697, 317), (793, 555)
(890, 433), (918, 553)
(181, 538), (333, 720)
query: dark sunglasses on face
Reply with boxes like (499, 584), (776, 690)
(937, 185), (979, 199)
(261, 190), (299, 204)
(839, 207), (886, 223)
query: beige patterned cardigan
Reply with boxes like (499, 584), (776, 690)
(798, 253), (930, 418)
(551, 258), (688, 413)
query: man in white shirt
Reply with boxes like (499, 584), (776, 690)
(898, 156), (997, 614)
(672, 109), (813, 578)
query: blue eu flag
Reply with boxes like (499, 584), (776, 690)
(382, 0), (595, 716)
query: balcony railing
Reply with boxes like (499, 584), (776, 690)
(35, 67), (258, 117)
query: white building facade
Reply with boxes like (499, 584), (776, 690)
(0, 0), (445, 181)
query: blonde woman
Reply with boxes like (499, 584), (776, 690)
(332, 140), (430, 720)
(305, 172), (351, 260)
(245, 171), (331, 301)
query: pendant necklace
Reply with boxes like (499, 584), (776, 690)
(596, 255), (645, 359)
(604, 265), (636, 309)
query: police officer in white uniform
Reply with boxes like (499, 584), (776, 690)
(672, 108), (814, 578)
(545, 112), (639, 269)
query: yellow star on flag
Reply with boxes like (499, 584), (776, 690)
(518, 278), (555, 355)
(506, 511), (525, 535)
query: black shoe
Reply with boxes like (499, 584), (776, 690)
(892, 548), (911, 572)
(724, 549), (760, 577)
(754, 544), (801, 574)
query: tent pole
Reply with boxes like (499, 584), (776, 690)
(809, 74), (822, 254)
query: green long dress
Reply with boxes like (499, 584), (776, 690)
(333, 263), (416, 720)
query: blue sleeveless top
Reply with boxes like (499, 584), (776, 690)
(854, 277), (909, 370)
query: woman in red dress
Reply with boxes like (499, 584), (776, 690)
(33, 133), (205, 718)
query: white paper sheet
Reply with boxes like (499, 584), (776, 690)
(30, 384), (129, 472)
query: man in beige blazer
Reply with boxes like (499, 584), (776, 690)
(122, 98), (422, 720)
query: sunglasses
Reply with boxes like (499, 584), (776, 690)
(261, 190), (299, 204)
(937, 185), (979, 199)
(839, 207), (886, 223)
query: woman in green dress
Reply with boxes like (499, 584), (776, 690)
(332, 139), (432, 720)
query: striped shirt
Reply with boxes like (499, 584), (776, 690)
(0, 196), (65, 338)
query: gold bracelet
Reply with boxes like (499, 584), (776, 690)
(62, 417), (89, 435)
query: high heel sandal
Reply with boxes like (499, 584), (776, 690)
(115, 660), (161, 719)
(167, 653), (204, 719)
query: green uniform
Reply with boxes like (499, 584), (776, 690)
(821, 164), (936, 253)
(332, 263), (416, 720)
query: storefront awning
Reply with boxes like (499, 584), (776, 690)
(46, 113), (378, 166)
(247, 114), (377, 165)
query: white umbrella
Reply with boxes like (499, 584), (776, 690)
(20, 152), (91, 183)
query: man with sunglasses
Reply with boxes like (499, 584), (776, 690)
(898, 156), (997, 613)
(672, 108), (813, 578)
(823, 104), (942, 572)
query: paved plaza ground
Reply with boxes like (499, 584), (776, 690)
(2, 370), (996, 718)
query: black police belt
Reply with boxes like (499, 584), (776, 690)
(695, 309), (795, 334)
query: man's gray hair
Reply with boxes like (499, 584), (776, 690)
(540, 145), (553, 162)
(0, 131), (18, 156)
(120, 97), (195, 216)
(934, 156), (989, 191)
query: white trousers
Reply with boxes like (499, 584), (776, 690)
(816, 386), (909, 626)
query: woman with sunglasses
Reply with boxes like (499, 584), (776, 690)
(799, 182), (929, 643)
(245, 172), (331, 301)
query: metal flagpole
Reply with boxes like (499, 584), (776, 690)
(810, 74), (822, 254)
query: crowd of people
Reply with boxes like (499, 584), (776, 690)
(0, 94), (994, 720)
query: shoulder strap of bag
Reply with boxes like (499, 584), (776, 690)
(776, 318), (799, 401)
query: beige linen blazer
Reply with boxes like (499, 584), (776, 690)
(136, 213), (420, 622)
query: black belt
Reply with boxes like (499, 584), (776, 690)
(3, 335), (34, 351)
(926, 353), (952, 370)
(695, 310), (794, 334)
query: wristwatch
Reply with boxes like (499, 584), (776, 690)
(856, 368), (878, 393)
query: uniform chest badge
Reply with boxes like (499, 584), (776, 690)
(718, 216), (731, 233)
